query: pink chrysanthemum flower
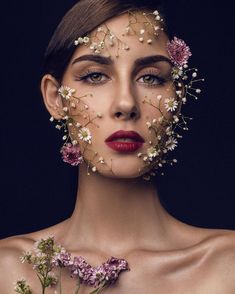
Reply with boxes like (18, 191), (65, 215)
(60, 143), (83, 166)
(167, 37), (192, 67)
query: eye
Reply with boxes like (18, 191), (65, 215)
(137, 74), (166, 87)
(75, 71), (109, 85)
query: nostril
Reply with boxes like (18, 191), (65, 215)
(130, 112), (136, 119)
(115, 112), (122, 118)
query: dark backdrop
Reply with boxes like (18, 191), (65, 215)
(0, 1), (234, 239)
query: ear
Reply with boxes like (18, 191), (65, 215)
(41, 74), (64, 120)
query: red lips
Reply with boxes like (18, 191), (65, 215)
(105, 130), (145, 153)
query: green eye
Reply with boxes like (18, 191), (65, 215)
(143, 75), (156, 84)
(138, 74), (166, 86)
(89, 73), (103, 82)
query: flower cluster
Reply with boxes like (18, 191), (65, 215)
(69, 256), (129, 289)
(15, 236), (129, 294)
(14, 280), (32, 294)
(74, 9), (165, 56)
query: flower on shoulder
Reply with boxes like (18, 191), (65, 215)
(14, 279), (32, 294)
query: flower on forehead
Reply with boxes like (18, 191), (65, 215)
(165, 136), (178, 151)
(60, 143), (83, 166)
(167, 37), (192, 67)
(58, 86), (76, 100)
(164, 97), (178, 112)
(78, 127), (92, 144)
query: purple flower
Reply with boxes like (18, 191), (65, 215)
(69, 256), (92, 281)
(60, 143), (83, 166)
(69, 255), (130, 289)
(166, 37), (192, 67)
(51, 250), (72, 268)
(88, 265), (106, 288)
(103, 257), (129, 284)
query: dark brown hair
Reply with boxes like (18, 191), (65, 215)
(42, 0), (168, 82)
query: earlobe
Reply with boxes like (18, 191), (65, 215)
(41, 74), (64, 119)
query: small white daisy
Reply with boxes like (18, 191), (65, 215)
(78, 127), (92, 144)
(165, 136), (178, 151)
(147, 147), (159, 161)
(58, 86), (76, 100)
(164, 97), (178, 112)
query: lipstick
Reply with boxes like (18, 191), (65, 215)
(105, 130), (145, 153)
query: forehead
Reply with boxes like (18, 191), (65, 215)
(72, 11), (170, 63)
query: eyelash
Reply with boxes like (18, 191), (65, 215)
(75, 69), (166, 88)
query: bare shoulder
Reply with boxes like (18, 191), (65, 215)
(197, 228), (235, 292)
(0, 234), (36, 293)
(0, 221), (66, 293)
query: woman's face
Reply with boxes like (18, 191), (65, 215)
(60, 11), (177, 179)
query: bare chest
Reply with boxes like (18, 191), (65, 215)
(32, 258), (228, 294)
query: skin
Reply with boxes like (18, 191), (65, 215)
(0, 12), (234, 294)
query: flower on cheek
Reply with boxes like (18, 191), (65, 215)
(60, 143), (83, 166)
(58, 86), (76, 100)
(147, 147), (159, 161)
(78, 127), (92, 144)
(167, 37), (192, 67)
(164, 97), (178, 112)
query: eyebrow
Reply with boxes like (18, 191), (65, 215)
(71, 54), (173, 67)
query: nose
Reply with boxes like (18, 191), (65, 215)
(110, 83), (140, 121)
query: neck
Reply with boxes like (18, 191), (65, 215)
(65, 163), (174, 255)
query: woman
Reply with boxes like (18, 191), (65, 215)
(0, 0), (234, 293)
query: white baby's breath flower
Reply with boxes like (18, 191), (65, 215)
(165, 136), (178, 151)
(98, 157), (105, 164)
(164, 97), (178, 112)
(76, 122), (82, 128)
(58, 86), (76, 100)
(96, 113), (103, 118)
(182, 97), (187, 103)
(173, 115), (179, 123)
(78, 127), (92, 144)
(83, 36), (90, 43)
(158, 116), (164, 123)
(146, 121), (151, 129)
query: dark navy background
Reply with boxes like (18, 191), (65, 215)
(0, 1), (234, 239)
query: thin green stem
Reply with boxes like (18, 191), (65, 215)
(59, 267), (62, 294)
(74, 278), (81, 294)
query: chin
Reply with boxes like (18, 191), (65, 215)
(96, 158), (151, 179)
